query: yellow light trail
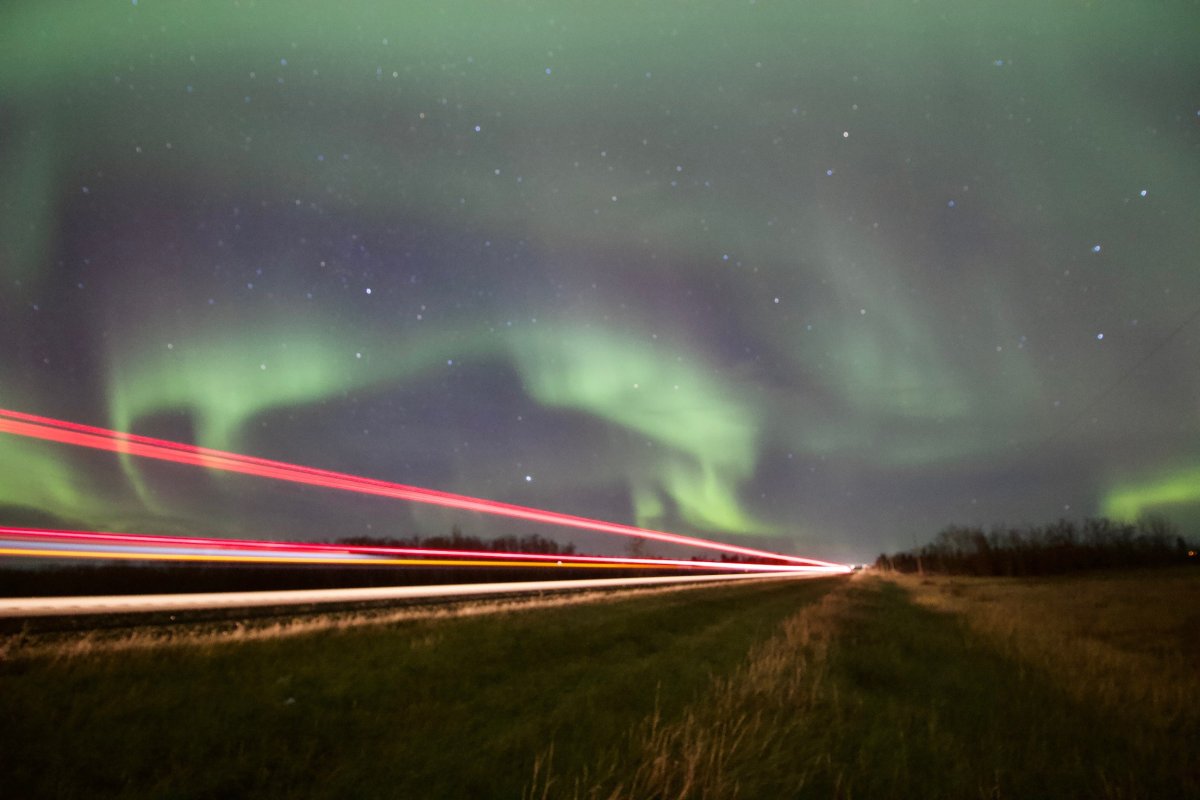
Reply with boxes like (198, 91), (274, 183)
(0, 547), (664, 570)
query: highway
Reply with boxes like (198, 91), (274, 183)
(0, 571), (826, 617)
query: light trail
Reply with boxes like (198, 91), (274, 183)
(0, 572), (828, 617)
(0, 408), (848, 569)
(0, 527), (845, 573)
(0, 547), (610, 569)
(0, 546), (671, 570)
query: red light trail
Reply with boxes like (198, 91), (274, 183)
(0, 526), (844, 573)
(0, 408), (849, 570)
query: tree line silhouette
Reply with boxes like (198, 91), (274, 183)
(335, 526), (576, 555)
(876, 516), (1197, 576)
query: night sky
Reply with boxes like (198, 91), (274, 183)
(2, 2), (1198, 564)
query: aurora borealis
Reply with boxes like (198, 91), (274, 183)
(1, 2), (1197, 563)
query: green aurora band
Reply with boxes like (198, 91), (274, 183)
(102, 308), (770, 534)
(1104, 468), (1200, 524)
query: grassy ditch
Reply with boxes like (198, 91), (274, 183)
(4, 569), (1196, 799)
(536, 570), (1199, 799)
(0, 576), (836, 799)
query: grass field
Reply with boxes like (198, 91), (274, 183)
(0, 577), (831, 798)
(2, 569), (1197, 798)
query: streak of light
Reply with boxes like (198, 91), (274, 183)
(0, 409), (848, 568)
(0, 527), (845, 573)
(0, 572), (831, 617)
(0, 546), (658, 570)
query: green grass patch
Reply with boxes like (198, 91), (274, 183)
(807, 580), (1195, 798)
(0, 577), (837, 799)
(545, 574), (1198, 799)
(7, 573), (1195, 798)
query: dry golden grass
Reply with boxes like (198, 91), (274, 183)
(889, 568), (1200, 732)
(530, 570), (1200, 799)
(527, 576), (858, 799)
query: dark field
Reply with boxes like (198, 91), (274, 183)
(2, 569), (1197, 798)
